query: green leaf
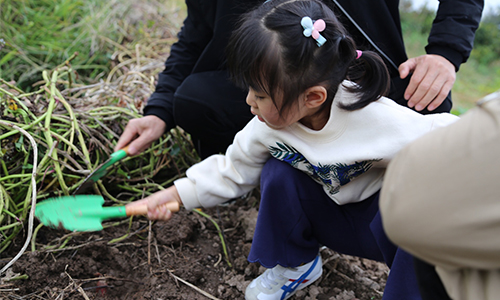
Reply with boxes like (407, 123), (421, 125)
(0, 50), (18, 66)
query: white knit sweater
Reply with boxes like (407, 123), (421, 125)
(175, 82), (459, 210)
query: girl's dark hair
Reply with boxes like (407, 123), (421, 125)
(226, 0), (390, 116)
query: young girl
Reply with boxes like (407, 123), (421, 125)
(139, 0), (458, 299)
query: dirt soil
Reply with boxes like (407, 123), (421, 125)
(1, 191), (388, 300)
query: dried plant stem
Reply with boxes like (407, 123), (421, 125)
(167, 270), (222, 300)
(0, 121), (38, 275)
(193, 209), (233, 268)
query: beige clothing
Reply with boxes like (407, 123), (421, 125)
(379, 92), (500, 300)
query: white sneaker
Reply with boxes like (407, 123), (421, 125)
(245, 255), (323, 300)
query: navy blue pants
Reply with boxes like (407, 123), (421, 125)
(248, 158), (421, 300)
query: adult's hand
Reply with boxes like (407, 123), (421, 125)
(399, 54), (456, 112)
(114, 115), (166, 156)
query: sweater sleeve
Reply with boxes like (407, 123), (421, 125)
(143, 0), (214, 130)
(174, 118), (271, 210)
(425, 0), (484, 71)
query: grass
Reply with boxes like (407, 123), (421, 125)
(0, 0), (186, 91)
(453, 59), (500, 111)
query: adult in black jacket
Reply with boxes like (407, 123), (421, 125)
(115, 0), (483, 159)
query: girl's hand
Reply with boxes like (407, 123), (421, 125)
(129, 186), (182, 221)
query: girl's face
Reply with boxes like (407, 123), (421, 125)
(246, 87), (303, 130)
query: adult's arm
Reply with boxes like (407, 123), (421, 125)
(143, 0), (214, 130)
(426, 0), (484, 70)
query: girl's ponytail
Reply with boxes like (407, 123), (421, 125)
(339, 50), (391, 111)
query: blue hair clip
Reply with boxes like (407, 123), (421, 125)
(301, 17), (327, 47)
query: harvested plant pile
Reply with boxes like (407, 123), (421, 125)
(0, 48), (199, 255)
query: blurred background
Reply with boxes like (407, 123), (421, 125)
(0, 0), (499, 112)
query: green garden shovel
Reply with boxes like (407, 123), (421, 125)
(72, 146), (130, 195)
(35, 195), (180, 231)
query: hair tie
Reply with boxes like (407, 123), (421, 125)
(301, 17), (326, 47)
(356, 50), (362, 59)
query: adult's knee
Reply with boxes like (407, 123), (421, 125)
(173, 71), (250, 133)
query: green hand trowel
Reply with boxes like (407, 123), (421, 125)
(35, 195), (180, 231)
(72, 146), (130, 195)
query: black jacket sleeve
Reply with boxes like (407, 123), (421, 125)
(426, 0), (484, 71)
(143, 0), (214, 130)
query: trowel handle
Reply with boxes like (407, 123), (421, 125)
(120, 145), (130, 155)
(125, 201), (180, 216)
(108, 146), (130, 164)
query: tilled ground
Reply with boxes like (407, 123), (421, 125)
(1, 193), (388, 299)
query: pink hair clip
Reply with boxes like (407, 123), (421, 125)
(301, 17), (327, 47)
(356, 50), (362, 59)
